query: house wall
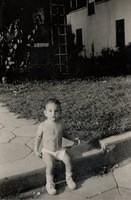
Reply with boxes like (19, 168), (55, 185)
(67, 0), (131, 57)
(113, 0), (131, 46)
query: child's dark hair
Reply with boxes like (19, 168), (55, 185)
(44, 98), (61, 110)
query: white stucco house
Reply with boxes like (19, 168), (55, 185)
(66, 0), (131, 57)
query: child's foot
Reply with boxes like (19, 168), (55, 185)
(46, 182), (56, 195)
(66, 177), (76, 190)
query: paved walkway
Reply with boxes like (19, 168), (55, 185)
(1, 103), (131, 199)
(0, 103), (73, 179)
(19, 161), (131, 200)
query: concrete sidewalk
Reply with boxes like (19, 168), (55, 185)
(0, 103), (73, 196)
(19, 160), (131, 200)
(1, 102), (131, 199)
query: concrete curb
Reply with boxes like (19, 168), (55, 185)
(99, 131), (131, 150)
(1, 131), (131, 198)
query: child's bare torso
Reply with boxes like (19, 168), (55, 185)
(41, 120), (64, 152)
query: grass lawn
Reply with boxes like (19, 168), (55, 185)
(0, 76), (131, 146)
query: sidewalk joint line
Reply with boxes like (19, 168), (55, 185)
(119, 186), (131, 191)
(8, 133), (16, 143)
(25, 143), (33, 152)
(112, 171), (122, 196)
(88, 187), (117, 199)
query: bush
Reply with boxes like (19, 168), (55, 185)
(68, 45), (131, 78)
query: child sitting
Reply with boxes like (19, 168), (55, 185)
(34, 98), (76, 195)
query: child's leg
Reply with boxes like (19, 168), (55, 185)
(62, 151), (72, 175)
(62, 151), (76, 189)
(44, 153), (56, 195)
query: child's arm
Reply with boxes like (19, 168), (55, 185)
(34, 123), (43, 158)
(62, 123), (80, 147)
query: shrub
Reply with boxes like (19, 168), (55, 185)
(68, 45), (131, 78)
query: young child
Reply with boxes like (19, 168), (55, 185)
(34, 98), (76, 195)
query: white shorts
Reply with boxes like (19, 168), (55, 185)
(42, 148), (66, 161)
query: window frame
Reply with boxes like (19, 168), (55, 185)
(76, 28), (83, 47)
(88, 0), (95, 16)
(116, 19), (125, 48)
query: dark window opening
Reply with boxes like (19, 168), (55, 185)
(95, 0), (110, 4)
(76, 28), (83, 47)
(70, 0), (86, 10)
(70, 0), (77, 10)
(116, 19), (125, 47)
(88, 1), (95, 15)
(77, 0), (86, 8)
(95, 0), (103, 2)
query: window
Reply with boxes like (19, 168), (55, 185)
(116, 19), (125, 47)
(95, 0), (110, 2)
(76, 28), (83, 46)
(70, 0), (86, 10)
(70, 0), (77, 10)
(88, 0), (95, 15)
(77, 0), (86, 8)
(95, 0), (103, 2)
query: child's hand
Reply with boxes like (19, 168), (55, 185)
(35, 151), (42, 159)
(73, 137), (81, 146)
(39, 152), (43, 159)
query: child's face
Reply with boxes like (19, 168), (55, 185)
(44, 102), (61, 122)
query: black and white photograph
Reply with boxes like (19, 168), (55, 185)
(0, 0), (131, 199)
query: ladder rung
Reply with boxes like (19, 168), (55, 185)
(51, 4), (64, 6)
(52, 23), (66, 26)
(51, 13), (64, 16)
(54, 64), (68, 67)
(53, 24), (67, 26)
(55, 53), (68, 56)
(58, 33), (66, 36)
